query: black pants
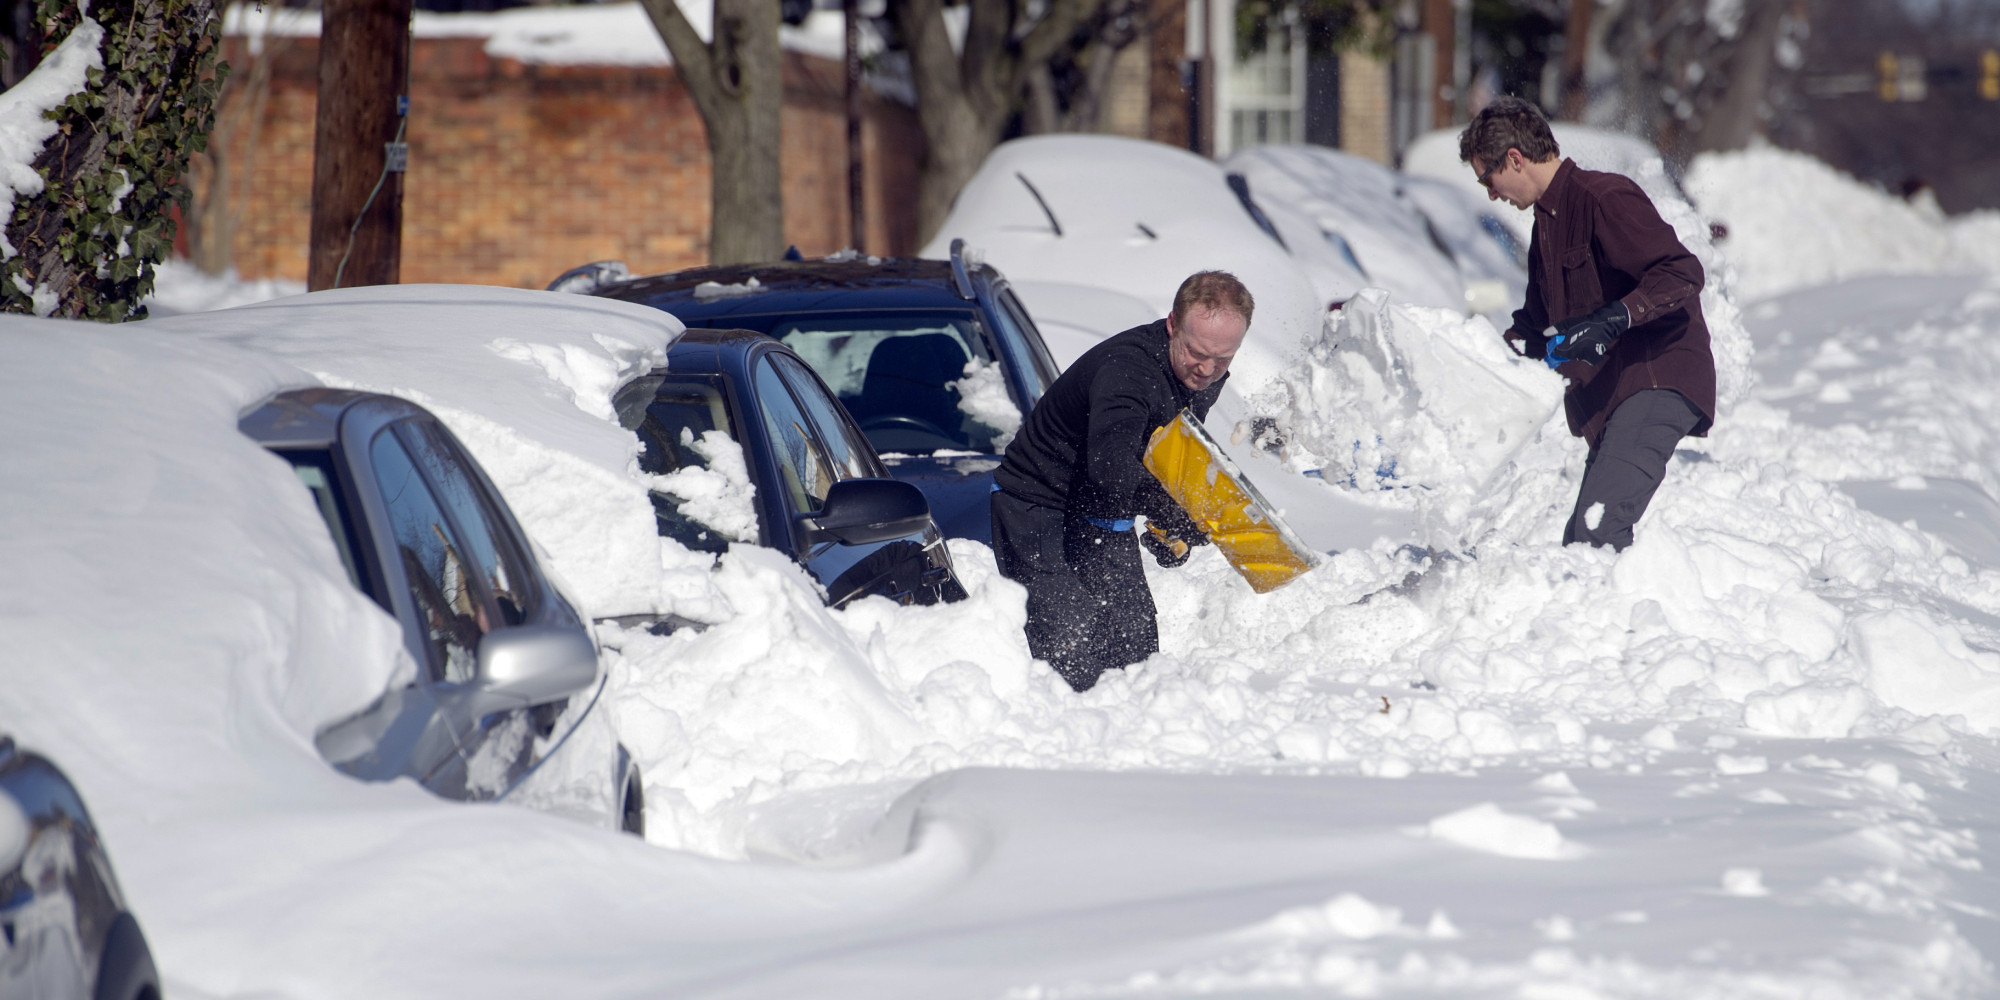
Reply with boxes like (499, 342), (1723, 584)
(990, 490), (1157, 692)
(1564, 389), (1704, 551)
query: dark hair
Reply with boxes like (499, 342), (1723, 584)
(1459, 95), (1560, 169)
(1171, 270), (1254, 326)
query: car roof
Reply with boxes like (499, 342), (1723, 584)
(595, 258), (986, 322)
(237, 387), (423, 449)
(656, 326), (774, 377)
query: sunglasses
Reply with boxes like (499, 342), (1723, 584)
(1476, 156), (1507, 189)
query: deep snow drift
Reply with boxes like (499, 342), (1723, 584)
(7, 137), (2000, 997)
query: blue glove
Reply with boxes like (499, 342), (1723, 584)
(1543, 335), (1567, 371)
(1547, 301), (1631, 367)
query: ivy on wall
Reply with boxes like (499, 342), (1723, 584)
(2, 0), (226, 321)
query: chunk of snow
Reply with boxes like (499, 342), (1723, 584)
(1425, 803), (1579, 860)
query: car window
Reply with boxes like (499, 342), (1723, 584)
(770, 313), (1001, 455)
(371, 427), (487, 683)
(754, 357), (837, 514)
(771, 353), (875, 480)
(992, 288), (1058, 397)
(278, 448), (373, 603)
(398, 420), (532, 627)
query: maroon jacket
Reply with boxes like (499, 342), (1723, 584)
(1508, 159), (1716, 448)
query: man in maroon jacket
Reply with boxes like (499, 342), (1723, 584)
(1460, 97), (1716, 550)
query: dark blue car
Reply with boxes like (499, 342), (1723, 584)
(568, 243), (1061, 543)
(614, 328), (967, 608)
(1, 736), (159, 1000)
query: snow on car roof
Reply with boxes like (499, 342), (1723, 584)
(1224, 144), (1467, 312)
(921, 134), (1329, 395)
(146, 283), (689, 618)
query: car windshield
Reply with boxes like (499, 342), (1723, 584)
(772, 313), (1012, 455)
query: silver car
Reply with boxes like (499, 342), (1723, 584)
(239, 388), (644, 836)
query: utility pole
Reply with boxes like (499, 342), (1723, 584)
(309, 0), (412, 291)
(845, 0), (864, 253)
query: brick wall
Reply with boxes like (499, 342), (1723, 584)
(200, 36), (924, 288)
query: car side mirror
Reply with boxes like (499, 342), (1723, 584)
(801, 478), (933, 545)
(467, 625), (600, 717)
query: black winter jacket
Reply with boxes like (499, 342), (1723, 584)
(994, 319), (1224, 528)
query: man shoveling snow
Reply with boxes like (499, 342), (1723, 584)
(1462, 96), (1717, 550)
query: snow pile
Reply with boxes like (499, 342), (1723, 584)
(605, 271), (2000, 869)
(1687, 144), (1990, 301)
(652, 429), (759, 543)
(1425, 803), (1578, 860)
(1238, 291), (1562, 527)
(142, 259), (305, 317)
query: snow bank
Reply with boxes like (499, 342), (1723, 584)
(1687, 144), (1989, 301)
(142, 259), (305, 317)
(610, 269), (2000, 863)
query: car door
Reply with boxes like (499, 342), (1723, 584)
(351, 414), (550, 800)
(751, 350), (953, 606)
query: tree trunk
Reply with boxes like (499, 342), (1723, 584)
(641, 0), (782, 265)
(895, 0), (1104, 245)
(1695, 0), (1787, 152)
(2, 0), (225, 320)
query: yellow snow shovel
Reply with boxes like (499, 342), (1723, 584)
(1142, 409), (1318, 593)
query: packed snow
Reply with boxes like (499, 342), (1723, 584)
(9, 134), (2000, 998)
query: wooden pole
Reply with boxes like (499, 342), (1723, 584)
(308, 0), (412, 290)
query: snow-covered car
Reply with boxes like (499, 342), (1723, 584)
(574, 245), (1060, 544)
(614, 327), (968, 606)
(1222, 144), (1471, 313)
(0, 736), (160, 1000)
(240, 388), (647, 835)
(919, 134), (1330, 396)
(1396, 172), (1529, 315)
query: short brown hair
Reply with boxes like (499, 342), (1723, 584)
(1171, 270), (1254, 327)
(1459, 95), (1560, 169)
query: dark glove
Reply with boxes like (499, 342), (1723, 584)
(1546, 301), (1631, 367)
(1504, 328), (1550, 360)
(1142, 523), (1195, 567)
